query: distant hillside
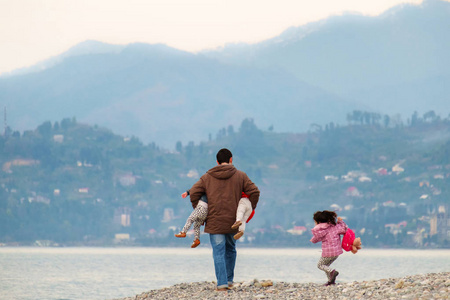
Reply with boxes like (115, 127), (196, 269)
(0, 40), (126, 78)
(0, 113), (449, 247)
(0, 43), (354, 149)
(1, 0), (449, 149)
(205, 0), (450, 117)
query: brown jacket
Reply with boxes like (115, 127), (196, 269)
(189, 164), (260, 234)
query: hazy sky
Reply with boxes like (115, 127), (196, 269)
(0, 0), (427, 74)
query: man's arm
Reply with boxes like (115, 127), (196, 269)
(242, 173), (260, 209)
(189, 177), (206, 209)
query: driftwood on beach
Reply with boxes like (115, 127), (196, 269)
(115, 272), (449, 299)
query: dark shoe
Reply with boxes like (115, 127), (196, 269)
(329, 270), (339, 284)
(234, 231), (244, 240)
(231, 221), (242, 230)
(191, 239), (200, 248)
(175, 232), (186, 238)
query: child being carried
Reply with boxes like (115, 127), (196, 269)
(175, 191), (254, 247)
(231, 192), (255, 240)
(175, 190), (207, 248)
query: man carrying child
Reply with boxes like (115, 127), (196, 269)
(188, 148), (260, 291)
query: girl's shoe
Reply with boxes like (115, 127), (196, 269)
(231, 221), (242, 230)
(191, 239), (200, 248)
(175, 232), (186, 238)
(329, 270), (339, 284)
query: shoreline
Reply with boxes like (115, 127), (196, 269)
(115, 272), (449, 299)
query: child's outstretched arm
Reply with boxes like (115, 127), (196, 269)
(310, 228), (325, 243)
(310, 235), (320, 243)
(181, 190), (190, 198)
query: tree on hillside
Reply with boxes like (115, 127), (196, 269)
(37, 121), (52, 138)
(227, 125), (235, 136)
(423, 110), (438, 123)
(176, 141), (182, 153)
(383, 115), (390, 128)
(411, 111), (420, 126)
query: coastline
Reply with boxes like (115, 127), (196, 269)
(114, 272), (449, 300)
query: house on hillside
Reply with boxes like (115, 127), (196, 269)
(392, 164), (404, 174)
(330, 204), (342, 211)
(430, 205), (449, 243)
(344, 204), (354, 211)
(346, 186), (361, 197)
(114, 207), (131, 227)
(114, 233), (131, 244)
(409, 228), (428, 246)
(78, 188), (89, 193)
(53, 134), (64, 143)
(162, 208), (174, 223)
(376, 168), (388, 175)
(186, 169), (199, 179)
(382, 201), (396, 208)
(385, 221), (407, 235)
(359, 176), (372, 182)
(2, 159), (40, 173)
(28, 195), (51, 205)
(119, 173), (137, 186)
(342, 170), (367, 182)
(419, 181), (430, 187)
(287, 226), (307, 235)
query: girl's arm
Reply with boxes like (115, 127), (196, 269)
(310, 234), (321, 243)
(336, 218), (348, 234)
(310, 228), (324, 243)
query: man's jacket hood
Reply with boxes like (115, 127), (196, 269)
(207, 164), (237, 180)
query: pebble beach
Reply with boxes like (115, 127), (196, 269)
(116, 272), (449, 299)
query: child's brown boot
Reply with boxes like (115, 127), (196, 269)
(175, 232), (186, 238)
(231, 221), (242, 230)
(191, 239), (200, 248)
(233, 231), (244, 240)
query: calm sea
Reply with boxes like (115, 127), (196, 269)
(0, 247), (449, 300)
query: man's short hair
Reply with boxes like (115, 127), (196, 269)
(216, 148), (233, 164)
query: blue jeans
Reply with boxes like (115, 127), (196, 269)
(209, 233), (237, 289)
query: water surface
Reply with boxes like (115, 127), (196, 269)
(0, 247), (449, 300)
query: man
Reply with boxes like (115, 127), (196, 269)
(189, 148), (260, 291)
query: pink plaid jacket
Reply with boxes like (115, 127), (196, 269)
(310, 220), (348, 257)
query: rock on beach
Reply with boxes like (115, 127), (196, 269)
(115, 272), (449, 300)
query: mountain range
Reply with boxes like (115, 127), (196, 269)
(1, 0), (449, 149)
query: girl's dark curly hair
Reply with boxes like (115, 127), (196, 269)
(313, 210), (337, 225)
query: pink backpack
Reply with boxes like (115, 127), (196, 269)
(342, 228), (355, 252)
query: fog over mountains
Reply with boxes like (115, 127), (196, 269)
(1, 0), (449, 149)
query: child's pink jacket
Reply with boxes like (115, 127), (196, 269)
(310, 220), (348, 257)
